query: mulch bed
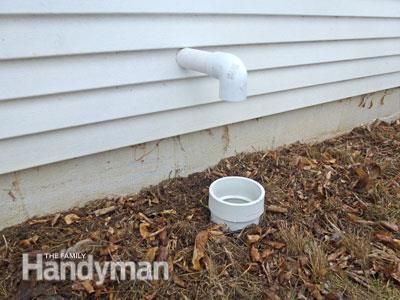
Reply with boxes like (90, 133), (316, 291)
(1, 120), (400, 300)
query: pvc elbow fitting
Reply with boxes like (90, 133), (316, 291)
(176, 48), (247, 102)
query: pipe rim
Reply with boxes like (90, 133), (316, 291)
(209, 176), (265, 207)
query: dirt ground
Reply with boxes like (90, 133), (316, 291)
(1, 120), (400, 300)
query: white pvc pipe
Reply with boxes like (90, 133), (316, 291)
(176, 48), (247, 102)
(209, 176), (265, 231)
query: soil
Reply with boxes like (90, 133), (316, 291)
(1, 120), (400, 300)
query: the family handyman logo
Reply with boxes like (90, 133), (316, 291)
(22, 253), (169, 285)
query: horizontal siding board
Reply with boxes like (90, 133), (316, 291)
(3, 38), (400, 101)
(2, 16), (400, 60)
(1, 72), (399, 174)
(2, 0), (400, 18)
(2, 55), (400, 140)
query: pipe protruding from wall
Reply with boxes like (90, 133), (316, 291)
(176, 48), (247, 102)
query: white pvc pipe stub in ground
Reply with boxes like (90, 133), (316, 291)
(209, 176), (265, 231)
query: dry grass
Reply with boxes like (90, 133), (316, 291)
(329, 272), (400, 300)
(341, 232), (371, 269)
(305, 241), (329, 283)
(279, 225), (310, 257)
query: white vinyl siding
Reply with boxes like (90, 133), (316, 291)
(1, 0), (400, 174)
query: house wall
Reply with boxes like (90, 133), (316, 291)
(1, 1), (400, 228)
(1, 0), (400, 174)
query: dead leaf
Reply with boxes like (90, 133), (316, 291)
(117, 196), (125, 207)
(247, 234), (261, 244)
(305, 282), (323, 300)
(81, 280), (95, 294)
(298, 256), (309, 268)
(72, 282), (84, 291)
(148, 226), (167, 238)
(28, 218), (48, 225)
(250, 244), (261, 262)
(144, 247), (158, 262)
(266, 241), (286, 250)
(393, 239), (400, 249)
(297, 157), (317, 170)
(391, 263), (400, 284)
(93, 206), (116, 217)
(107, 227), (115, 235)
(99, 243), (119, 256)
(265, 289), (281, 300)
(261, 248), (274, 259)
(374, 232), (400, 249)
(192, 230), (209, 270)
(51, 213), (61, 227)
(64, 213), (80, 225)
(380, 221), (399, 232)
(208, 229), (224, 236)
(19, 235), (40, 248)
(31, 235), (39, 243)
(354, 167), (369, 190)
(144, 291), (158, 300)
(347, 213), (375, 225)
(161, 209), (176, 215)
(368, 163), (382, 179)
(159, 228), (168, 246)
(139, 222), (151, 239)
(66, 239), (94, 254)
(374, 231), (393, 243)
(325, 292), (343, 300)
(18, 239), (31, 249)
(352, 150), (361, 160)
(157, 245), (169, 261)
(173, 274), (186, 288)
(266, 205), (288, 214)
(138, 212), (154, 224)
(89, 230), (101, 241)
(327, 247), (346, 262)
